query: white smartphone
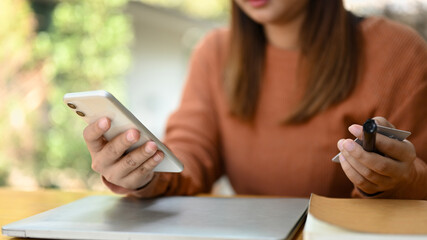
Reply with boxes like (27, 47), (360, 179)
(63, 90), (184, 172)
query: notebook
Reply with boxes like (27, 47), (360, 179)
(2, 195), (308, 240)
(304, 194), (427, 240)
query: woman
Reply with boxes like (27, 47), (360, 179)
(84, 0), (427, 199)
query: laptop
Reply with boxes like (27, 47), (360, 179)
(2, 195), (308, 240)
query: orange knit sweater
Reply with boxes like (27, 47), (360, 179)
(120, 17), (427, 199)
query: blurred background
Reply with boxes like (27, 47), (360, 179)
(0, 0), (426, 192)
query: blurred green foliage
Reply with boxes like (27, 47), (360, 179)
(37, 0), (132, 189)
(0, 0), (132, 189)
(0, 0), (36, 187)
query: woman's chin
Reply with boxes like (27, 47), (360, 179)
(247, 13), (282, 25)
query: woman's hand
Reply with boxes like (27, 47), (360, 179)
(337, 117), (417, 196)
(83, 117), (164, 191)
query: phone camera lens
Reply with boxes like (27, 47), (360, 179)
(76, 111), (85, 117)
(67, 103), (77, 109)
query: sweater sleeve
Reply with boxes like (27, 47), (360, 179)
(352, 23), (427, 200)
(126, 30), (225, 198)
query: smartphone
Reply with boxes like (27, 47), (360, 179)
(63, 90), (184, 173)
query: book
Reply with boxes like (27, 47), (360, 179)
(304, 194), (427, 240)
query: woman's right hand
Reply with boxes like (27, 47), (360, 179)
(83, 117), (164, 191)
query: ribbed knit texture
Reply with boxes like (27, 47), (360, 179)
(107, 17), (427, 199)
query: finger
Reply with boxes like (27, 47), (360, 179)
(341, 139), (401, 177)
(98, 129), (140, 166)
(339, 153), (379, 194)
(375, 134), (416, 163)
(372, 116), (395, 128)
(341, 140), (392, 186)
(83, 117), (110, 153)
(348, 124), (362, 139)
(121, 151), (164, 189)
(115, 141), (158, 177)
(337, 139), (345, 151)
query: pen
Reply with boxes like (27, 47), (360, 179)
(363, 118), (377, 152)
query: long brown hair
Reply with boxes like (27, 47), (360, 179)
(225, 0), (362, 123)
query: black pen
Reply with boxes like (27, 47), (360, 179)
(363, 119), (377, 152)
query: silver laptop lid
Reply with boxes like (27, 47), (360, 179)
(2, 196), (308, 240)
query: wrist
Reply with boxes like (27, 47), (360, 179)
(356, 188), (384, 198)
(134, 173), (157, 191)
(101, 176), (133, 195)
(101, 174), (156, 194)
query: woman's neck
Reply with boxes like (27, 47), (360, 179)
(263, 13), (305, 50)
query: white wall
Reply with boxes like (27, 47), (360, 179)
(125, 2), (215, 139)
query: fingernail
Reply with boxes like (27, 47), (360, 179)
(127, 131), (136, 142)
(348, 125), (362, 137)
(344, 140), (355, 152)
(153, 153), (163, 162)
(145, 142), (157, 154)
(98, 118), (108, 130)
(338, 139), (344, 151)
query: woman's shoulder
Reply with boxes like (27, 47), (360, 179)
(359, 17), (426, 103)
(199, 28), (230, 46)
(192, 28), (230, 62)
(360, 16), (427, 55)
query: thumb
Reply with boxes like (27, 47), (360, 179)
(348, 124), (363, 139)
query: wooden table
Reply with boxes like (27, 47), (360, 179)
(0, 188), (303, 240)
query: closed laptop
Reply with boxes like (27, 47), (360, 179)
(2, 195), (308, 240)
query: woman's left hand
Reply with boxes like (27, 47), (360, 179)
(337, 117), (417, 196)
